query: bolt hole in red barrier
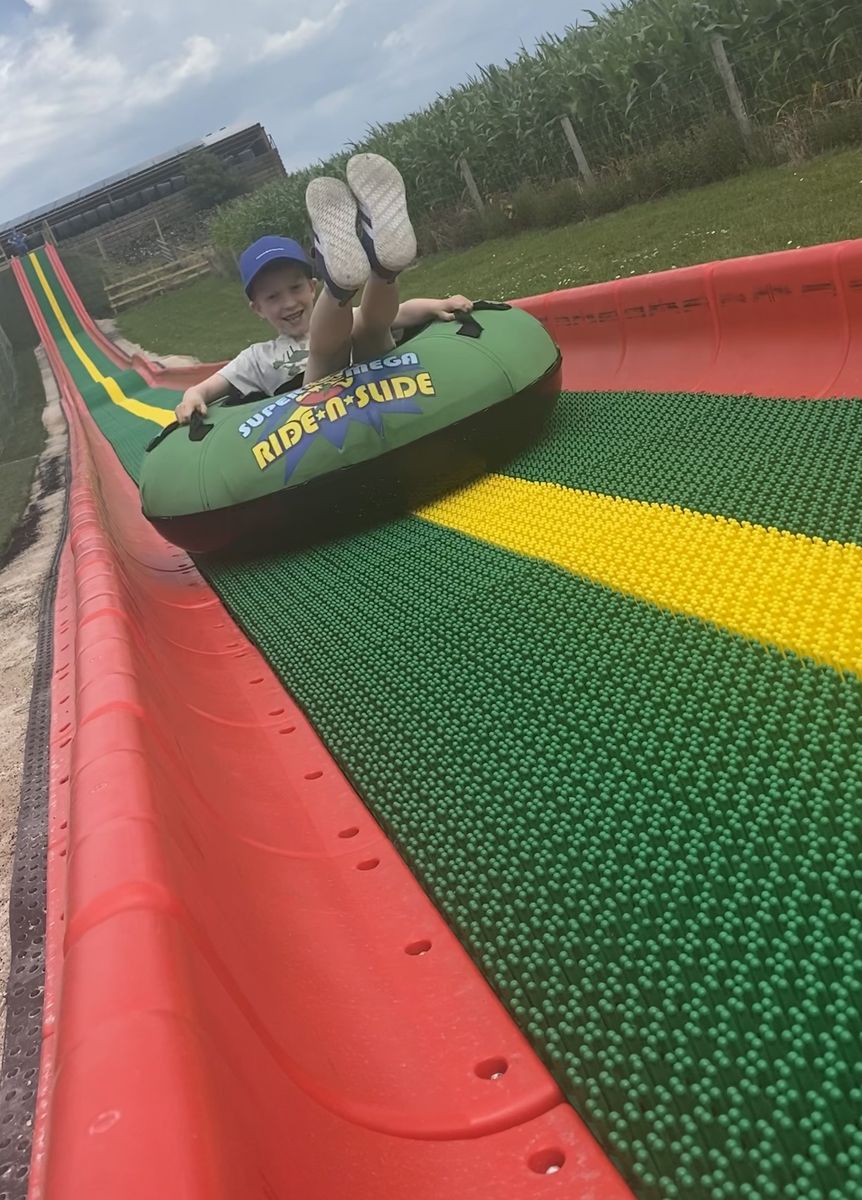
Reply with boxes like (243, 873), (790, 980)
(529, 1149), (567, 1176)
(476, 1057), (509, 1080)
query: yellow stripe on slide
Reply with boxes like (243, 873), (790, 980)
(417, 474), (862, 677)
(29, 254), (174, 428)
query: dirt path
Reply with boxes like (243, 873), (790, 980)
(0, 351), (66, 1058)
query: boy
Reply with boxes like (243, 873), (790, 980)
(175, 154), (471, 423)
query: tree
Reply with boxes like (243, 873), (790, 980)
(184, 150), (246, 211)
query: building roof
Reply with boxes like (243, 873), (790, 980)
(1, 122), (264, 235)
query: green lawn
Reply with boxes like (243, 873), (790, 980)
(117, 144), (860, 363)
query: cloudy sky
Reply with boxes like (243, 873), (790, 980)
(0, 0), (606, 226)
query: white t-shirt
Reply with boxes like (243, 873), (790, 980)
(220, 334), (310, 397)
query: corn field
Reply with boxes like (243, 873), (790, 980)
(211, 0), (862, 253)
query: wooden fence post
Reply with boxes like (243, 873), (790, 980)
(457, 156), (485, 213)
(560, 115), (595, 184)
(710, 33), (754, 146)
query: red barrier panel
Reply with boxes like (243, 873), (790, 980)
(14, 256), (632, 1199)
(516, 238), (862, 398)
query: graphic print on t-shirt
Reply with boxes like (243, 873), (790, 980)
(272, 345), (309, 373)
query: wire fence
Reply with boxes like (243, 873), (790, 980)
(444, 0), (862, 207)
(68, 211), (214, 278)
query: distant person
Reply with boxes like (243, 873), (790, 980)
(174, 154), (471, 422)
(5, 228), (28, 257)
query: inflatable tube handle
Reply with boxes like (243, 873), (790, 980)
(188, 409), (214, 441)
(145, 409), (214, 453)
(145, 422), (180, 452)
(455, 312), (483, 339)
(454, 301), (511, 339)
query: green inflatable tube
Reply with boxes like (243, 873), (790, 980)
(141, 304), (561, 554)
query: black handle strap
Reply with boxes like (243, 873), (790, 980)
(188, 409), (213, 441)
(145, 421), (179, 452)
(145, 407), (214, 452)
(454, 300), (511, 339)
(455, 312), (482, 338)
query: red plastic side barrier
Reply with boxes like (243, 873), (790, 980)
(45, 244), (225, 388)
(53, 236), (862, 400)
(515, 237), (862, 398)
(14, 256), (633, 1198)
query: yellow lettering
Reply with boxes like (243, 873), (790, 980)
(299, 408), (319, 435)
(326, 395), (348, 421)
(368, 381), (386, 404)
(392, 376), (418, 400)
(278, 419), (303, 449)
(417, 372), (435, 396)
(269, 434), (282, 457)
(355, 384), (370, 408)
(253, 441), (275, 469)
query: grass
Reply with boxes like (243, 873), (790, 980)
(114, 144), (862, 363)
(401, 147), (862, 301)
(0, 349), (47, 561)
(118, 277), (267, 364)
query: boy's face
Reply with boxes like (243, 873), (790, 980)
(249, 262), (317, 339)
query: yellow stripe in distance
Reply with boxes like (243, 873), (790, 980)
(29, 254), (174, 428)
(417, 474), (862, 677)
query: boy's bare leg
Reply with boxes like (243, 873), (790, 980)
(305, 155), (416, 378)
(351, 274), (399, 363)
(304, 288), (355, 384)
(347, 154), (416, 362)
(304, 176), (369, 383)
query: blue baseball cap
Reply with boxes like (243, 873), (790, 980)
(240, 235), (313, 295)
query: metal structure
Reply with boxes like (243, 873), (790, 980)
(0, 123), (284, 256)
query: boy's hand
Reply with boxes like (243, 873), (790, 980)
(432, 295), (473, 321)
(392, 296), (475, 331)
(175, 389), (207, 425)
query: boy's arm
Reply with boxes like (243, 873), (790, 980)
(391, 295), (473, 330)
(175, 372), (233, 424)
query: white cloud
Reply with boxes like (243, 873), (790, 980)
(123, 35), (222, 106)
(0, 0), (594, 224)
(257, 0), (348, 60)
(381, 2), (458, 59)
(311, 84), (357, 118)
(0, 0), (348, 221)
(0, 28), (224, 189)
